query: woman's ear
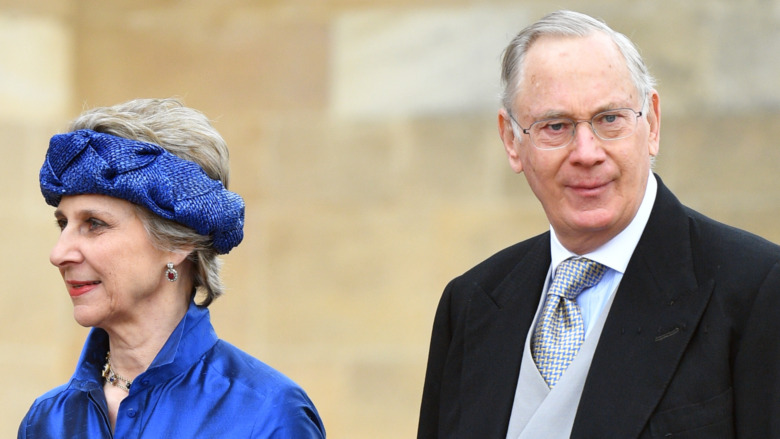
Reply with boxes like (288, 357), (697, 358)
(167, 246), (194, 267)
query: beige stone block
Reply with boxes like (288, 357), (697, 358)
(256, 206), (440, 343)
(658, 113), (780, 242)
(214, 111), (274, 202)
(73, 4), (328, 114)
(331, 6), (531, 119)
(246, 115), (407, 204)
(0, 13), (72, 123)
(0, 126), (61, 216)
(706, 6), (780, 111)
(432, 202), (549, 277)
(342, 358), (425, 438)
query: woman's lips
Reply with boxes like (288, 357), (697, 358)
(66, 280), (101, 297)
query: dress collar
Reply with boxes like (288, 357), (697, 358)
(70, 301), (219, 390)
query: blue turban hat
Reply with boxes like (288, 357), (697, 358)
(40, 129), (244, 254)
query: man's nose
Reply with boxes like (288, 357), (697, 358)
(569, 121), (605, 164)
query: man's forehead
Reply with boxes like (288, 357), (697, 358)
(521, 34), (627, 79)
(514, 34), (635, 117)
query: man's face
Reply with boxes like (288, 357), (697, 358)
(498, 32), (660, 254)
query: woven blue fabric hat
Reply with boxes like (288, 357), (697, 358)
(40, 129), (244, 254)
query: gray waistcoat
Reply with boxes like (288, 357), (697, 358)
(505, 284), (619, 439)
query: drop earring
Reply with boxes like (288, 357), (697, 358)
(165, 263), (178, 282)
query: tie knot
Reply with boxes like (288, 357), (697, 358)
(549, 257), (606, 300)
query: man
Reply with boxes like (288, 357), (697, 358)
(418, 10), (780, 439)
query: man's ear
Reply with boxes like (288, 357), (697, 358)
(498, 108), (524, 173)
(645, 90), (661, 157)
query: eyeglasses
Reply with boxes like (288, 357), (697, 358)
(508, 102), (644, 150)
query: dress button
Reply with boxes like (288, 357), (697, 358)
(141, 379), (150, 386)
(127, 408), (137, 418)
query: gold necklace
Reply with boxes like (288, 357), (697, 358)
(101, 351), (132, 392)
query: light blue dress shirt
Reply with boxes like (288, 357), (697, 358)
(18, 301), (325, 438)
(548, 172), (657, 336)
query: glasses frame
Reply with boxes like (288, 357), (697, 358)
(508, 97), (646, 150)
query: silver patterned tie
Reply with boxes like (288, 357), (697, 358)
(532, 257), (606, 388)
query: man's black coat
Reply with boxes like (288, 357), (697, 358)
(418, 175), (780, 438)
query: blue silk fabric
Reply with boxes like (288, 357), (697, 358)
(18, 302), (325, 438)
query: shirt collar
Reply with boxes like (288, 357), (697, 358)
(550, 171), (657, 275)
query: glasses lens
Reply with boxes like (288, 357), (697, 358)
(592, 109), (637, 140)
(527, 108), (639, 149)
(530, 119), (575, 149)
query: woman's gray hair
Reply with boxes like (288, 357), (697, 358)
(500, 10), (656, 112)
(68, 98), (231, 307)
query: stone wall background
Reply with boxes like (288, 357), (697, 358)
(2, 1), (779, 437)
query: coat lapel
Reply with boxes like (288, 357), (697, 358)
(571, 177), (715, 438)
(458, 236), (551, 438)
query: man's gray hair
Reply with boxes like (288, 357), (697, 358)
(500, 10), (656, 111)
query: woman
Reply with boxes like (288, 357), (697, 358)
(19, 98), (326, 438)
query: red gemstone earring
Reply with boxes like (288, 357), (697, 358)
(165, 263), (178, 282)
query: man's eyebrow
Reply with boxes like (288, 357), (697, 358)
(534, 109), (572, 120)
(531, 102), (632, 120)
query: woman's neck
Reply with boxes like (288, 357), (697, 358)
(103, 298), (189, 380)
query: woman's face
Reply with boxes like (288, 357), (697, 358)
(50, 194), (175, 329)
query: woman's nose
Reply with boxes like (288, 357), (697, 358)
(49, 228), (83, 267)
